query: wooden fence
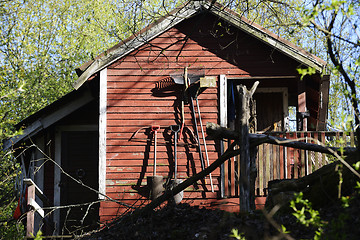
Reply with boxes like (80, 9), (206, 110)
(223, 131), (356, 198)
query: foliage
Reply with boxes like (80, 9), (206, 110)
(33, 230), (43, 240)
(230, 228), (246, 240)
(290, 192), (325, 239)
(297, 67), (317, 81)
(0, 151), (24, 239)
(0, 0), (359, 238)
(0, 0), (184, 125)
(0, 0), (183, 237)
(297, 0), (360, 133)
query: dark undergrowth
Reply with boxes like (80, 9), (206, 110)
(80, 190), (360, 240)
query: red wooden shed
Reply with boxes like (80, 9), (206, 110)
(5, 0), (329, 237)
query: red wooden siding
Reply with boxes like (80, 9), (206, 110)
(101, 13), (304, 222)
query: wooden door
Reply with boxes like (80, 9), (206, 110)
(60, 131), (99, 234)
(254, 92), (284, 132)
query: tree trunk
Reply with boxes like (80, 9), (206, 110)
(236, 82), (258, 212)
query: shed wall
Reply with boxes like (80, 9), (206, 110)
(101, 13), (302, 222)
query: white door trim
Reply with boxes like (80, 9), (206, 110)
(99, 68), (107, 199)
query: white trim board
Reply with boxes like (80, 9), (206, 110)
(219, 75), (228, 128)
(219, 74), (227, 198)
(33, 135), (45, 234)
(99, 68), (107, 199)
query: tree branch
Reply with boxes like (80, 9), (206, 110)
(206, 122), (357, 155)
(325, 9), (360, 149)
(309, 19), (359, 47)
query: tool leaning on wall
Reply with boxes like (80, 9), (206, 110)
(134, 68), (216, 201)
(170, 124), (183, 204)
(184, 67), (214, 192)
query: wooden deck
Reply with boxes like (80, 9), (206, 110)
(223, 131), (356, 198)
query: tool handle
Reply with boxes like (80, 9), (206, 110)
(154, 130), (157, 175)
(174, 131), (178, 179)
(189, 96), (206, 171)
(151, 125), (160, 176)
(196, 97), (214, 192)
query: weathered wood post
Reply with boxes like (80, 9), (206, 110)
(249, 94), (258, 211)
(26, 183), (35, 238)
(236, 82), (258, 212)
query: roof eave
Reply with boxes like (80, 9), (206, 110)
(74, 0), (327, 90)
(2, 86), (94, 151)
(204, 1), (326, 73)
(73, 1), (201, 90)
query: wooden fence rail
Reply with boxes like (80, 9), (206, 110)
(223, 131), (356, 198)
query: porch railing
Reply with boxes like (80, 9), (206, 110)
(222, 131), (356, 198)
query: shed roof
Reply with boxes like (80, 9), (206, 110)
(3, 0), (328, 151)
(73, 0), (326, 90)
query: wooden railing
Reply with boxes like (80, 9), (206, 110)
(222, 131), (356, 198)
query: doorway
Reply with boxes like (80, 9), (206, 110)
(227, 82), (288, 132)
(57, 128), (99, 234)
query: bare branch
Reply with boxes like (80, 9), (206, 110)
(309, 19), (360, 47)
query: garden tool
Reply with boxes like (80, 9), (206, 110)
(170, 69), (204, 141)
(170, 125), (181, 179)
(170, 124), (183, 204)
(195, 96), (214, 192)
(178, 73), (187, 141)
(147, 125), (164, 200)
(185, 71), (206, 172)
(151, 125), (160, 176)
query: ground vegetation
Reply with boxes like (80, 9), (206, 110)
(1, 0), (360, 239)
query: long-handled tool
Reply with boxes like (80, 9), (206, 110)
(170, 125), (180, 179)
(170, 124), (183, 204)
(151, 125), (160, 176)
(195, 96), (214, 192)
(148, 125), (163, 200)
(189, 96), (206, 171)
(169, 68), (213, 191)
(170, 69), (203, 141)
(178, 71), (188, 141)
(185, 68), (206, 173)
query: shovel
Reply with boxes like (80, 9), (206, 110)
(170, 124), (183, 204)
(147, 125), (164, 200)
(151, 125), (160, 176)
(170, 125), (180, 180)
